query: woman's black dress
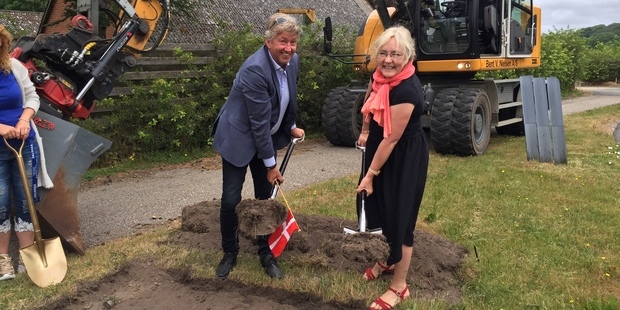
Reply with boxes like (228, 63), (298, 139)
(363, 74), (430, 266)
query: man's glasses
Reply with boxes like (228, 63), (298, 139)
(378, 52), (404, 60)
(269, 17), (287, 30)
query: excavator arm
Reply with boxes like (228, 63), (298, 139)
(11, 0), (171, 120)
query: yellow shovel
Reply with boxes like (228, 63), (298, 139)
(4, 138), (67, 287)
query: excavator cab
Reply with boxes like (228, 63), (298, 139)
(417, 0), (536, 59)
(326, 0), (540, 73)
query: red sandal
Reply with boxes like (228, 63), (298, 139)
(362, 262), (394, 281)
(368, 285), (410, 310)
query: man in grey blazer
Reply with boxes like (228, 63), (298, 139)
(211, 13), (304, 280)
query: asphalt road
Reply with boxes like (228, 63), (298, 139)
(77, 86), (620, 249)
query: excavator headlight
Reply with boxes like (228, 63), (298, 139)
(457, 62), (472, 70)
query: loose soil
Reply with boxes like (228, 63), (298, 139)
(45, 200), (468, 310)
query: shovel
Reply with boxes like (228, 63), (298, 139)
(344, 144), (382, 235)
(3, 138), (67, 287)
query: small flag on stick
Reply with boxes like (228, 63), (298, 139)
(267, 184), (300, 257)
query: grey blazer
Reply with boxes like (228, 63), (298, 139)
(211, 45), (299, 167)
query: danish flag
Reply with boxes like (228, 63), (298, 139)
(268, 209), (300, 258)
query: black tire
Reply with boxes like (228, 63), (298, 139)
(322, 87), (365, 147)
(430, 88), (460, 154)
(451, 89), (491, 155)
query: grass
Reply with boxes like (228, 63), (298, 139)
(1, 105), (619, 309)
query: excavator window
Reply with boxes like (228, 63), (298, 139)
(509, 0), (534, 54)
(480, 0), (500, 55)
(419, 0), (470, 54)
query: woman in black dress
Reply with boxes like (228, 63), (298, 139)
(356, 26), (429, 310)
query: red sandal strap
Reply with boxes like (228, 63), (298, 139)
(387, 285), (409, 300)
(377, 261), (393, 271)
(363, 267), (377, 281)
(369, 296), (393, 310)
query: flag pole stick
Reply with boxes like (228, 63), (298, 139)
(275, 183), (300, 232)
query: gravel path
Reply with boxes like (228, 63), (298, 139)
(76, 86), (620, 248)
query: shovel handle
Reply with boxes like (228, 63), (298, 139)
(278, 134), (304, 176)
(270, 134), (304, 198)
(3, 138), (48, 266)
(356, 144), (368, 232)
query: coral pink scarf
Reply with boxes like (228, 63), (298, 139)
(361, 61), (415, 138)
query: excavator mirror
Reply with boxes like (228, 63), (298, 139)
(323, 17), (333, 53)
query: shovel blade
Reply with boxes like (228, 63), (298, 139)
(343, 226), (383, 235)
(20, 237), (67, 287)
(343, 226), (359, 234)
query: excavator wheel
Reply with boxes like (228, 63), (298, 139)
(451, 88), (491, 155)
(430, 88), (491, 155)
(322, 87), (365, 147)
(430, 88), (460, 154)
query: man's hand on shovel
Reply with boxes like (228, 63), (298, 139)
(267, 167), (284, 186)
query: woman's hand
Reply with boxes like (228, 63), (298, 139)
(356, 175), (374, 196)
(357, 131), (368, 147)
(14, 119), (30, 140)
(0, 124), (18, 140)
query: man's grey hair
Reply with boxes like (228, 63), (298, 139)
(265, 13), (302, 40)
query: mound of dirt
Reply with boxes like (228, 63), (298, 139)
(177, 201), (469, 303)
(46, 200), (468, 309)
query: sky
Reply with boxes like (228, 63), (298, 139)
(536, 0), (620, 33)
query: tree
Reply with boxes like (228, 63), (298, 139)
(581, 41), (620, 84)
(523, 29), (587, 91)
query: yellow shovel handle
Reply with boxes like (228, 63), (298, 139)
(3, 138), (47, 267)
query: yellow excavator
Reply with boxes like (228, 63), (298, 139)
(322, 0), (541, 155)
(10, 0), (171, 254)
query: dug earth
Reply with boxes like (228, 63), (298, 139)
(45, 200), (468, 309)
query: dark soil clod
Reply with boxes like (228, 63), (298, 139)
(342, 232), (390, 263)
(236, 199), (287, 238)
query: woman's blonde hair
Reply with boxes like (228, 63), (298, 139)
(0, 25), (13, 74)
(370, 26), (416, 64)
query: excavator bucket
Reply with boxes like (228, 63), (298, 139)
(34, 111), (112, 255)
